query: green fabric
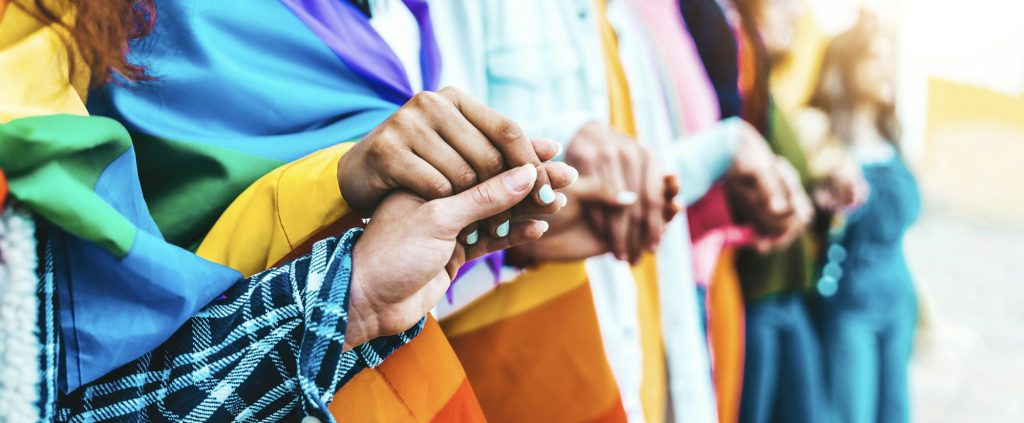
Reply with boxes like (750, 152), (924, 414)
(737, 100), (816, 302)
(0, 114), (136, 256)
(131, 134), (280, 251)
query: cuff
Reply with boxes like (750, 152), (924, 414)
(674, 117), (745, 205)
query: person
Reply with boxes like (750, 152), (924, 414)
(617, 0), (821, 420)
(0, 0), (575, 420)
(429, 1), (682, 421)
(803, 13), (920, 423)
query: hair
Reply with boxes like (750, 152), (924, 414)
(732, 0), (772, 135)
(808, 12), (901, 145)
(18, 0), (155, 88)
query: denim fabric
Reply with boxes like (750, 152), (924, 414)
(740, 293), (825, 423)
(815, 155), (920, 423)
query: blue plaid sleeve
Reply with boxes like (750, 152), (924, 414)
(57, 228), (424, 422)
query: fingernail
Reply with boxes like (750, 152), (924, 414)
(537, 221), (550, 234)
(554, 141), (564, 158)
(538, 184), (556, 204)
(503, 164), (537, 192)
(557, 193), (568, 207)
(496, 220), (510, 237)
(466, 230), (479, 245)
(616, 191), (638, 205)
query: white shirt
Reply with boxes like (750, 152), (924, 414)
(369, 0), (424, 92)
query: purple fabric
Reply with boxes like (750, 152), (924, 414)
(280, 0), (441, 105)
(447, 251), (505, 304)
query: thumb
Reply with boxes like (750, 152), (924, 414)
(431, 163), (537, 235)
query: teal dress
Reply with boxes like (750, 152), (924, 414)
(817, 148), (921, 423)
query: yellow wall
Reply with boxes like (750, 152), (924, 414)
(920, 78), (1024, 219)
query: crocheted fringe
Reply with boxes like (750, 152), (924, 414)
(0, 205), (40, 422)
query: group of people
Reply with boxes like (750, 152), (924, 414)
(0, 0), (921, 422)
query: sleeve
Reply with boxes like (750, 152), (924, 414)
(195, 142), (358, 278)
(430, 0), (596, 155)
(672, 117), (745, 205)
(58, 229), (424, 421)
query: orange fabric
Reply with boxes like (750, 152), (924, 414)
(0, 168), (7, 211)
(330, 315), (484, 422)
(595, 0), (667, 420)
(443, 264), (625, 423)
(431, 378), (487, 423)
(707, 248), (746, 423)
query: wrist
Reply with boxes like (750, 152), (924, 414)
(344, 248), (381, 351)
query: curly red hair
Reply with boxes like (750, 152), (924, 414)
(18, 0), (155, 88)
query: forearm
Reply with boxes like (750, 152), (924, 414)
(673, 117), (745, 205)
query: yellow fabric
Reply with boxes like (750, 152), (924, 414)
(769, 0), (828, 114)
(709, 248), (745, 423)
(440, 260), (589, 337)
(196, 142), (356, 277)
(594, 1), (666, 421)
(0, 1), (88, 121)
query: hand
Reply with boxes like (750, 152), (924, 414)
(812, 157), (868, 212)
(724, 124), (798, 236)
(338, 86), (572, 244)
(564, 122), (668, 264)
(345, 164), (552, 348)
(749, 157), (814, 253)
(507, 175), (682, 264)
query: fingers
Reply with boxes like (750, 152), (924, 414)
(640, 149), (667, 251)
(427, 163), (538, 239)
(462, 219), (551, 262)
(532, 138), (563, 162)
(503, 219), (609, 263)
(386, 151), (455, 201)
(620, 145), (646, 263)
(437, 86), (554, 208)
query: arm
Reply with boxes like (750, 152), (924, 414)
(672, 117), (746, 205)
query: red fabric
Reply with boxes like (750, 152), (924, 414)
(686, 184), (754, 285)
(0, 168), (8, 213)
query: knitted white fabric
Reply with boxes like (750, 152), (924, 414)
(0, 205), (40, 422)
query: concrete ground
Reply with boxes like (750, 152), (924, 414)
(906, 202), (1024, 422)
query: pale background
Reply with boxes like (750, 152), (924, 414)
(773, 0), (1024, 421)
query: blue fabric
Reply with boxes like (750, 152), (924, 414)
(740, 293), (825, 423)
(88, 0), (401, 163)
(678, 0), (742, 119)
(57, 229), (424, 422)
(52, 147), (241, 392)
(78, 0), (416, 391)
(816, 155), (920, 423)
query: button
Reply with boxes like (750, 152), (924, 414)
(823, 262), (843, 279)
(827, 245), (847, 263)
(302, 416), (322, 423)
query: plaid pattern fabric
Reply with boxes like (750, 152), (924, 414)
(54, 228), (423, 422)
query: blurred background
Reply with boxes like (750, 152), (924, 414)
(776, 0), (1024, 420)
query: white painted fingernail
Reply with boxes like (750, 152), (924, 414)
(557, 193), (568, 207)
(538, 184), (556, 205)
(616, 191), (638, 205)
(496, 220), (510, 237)
(554, 141), (564, 158)
(466, 230), (479, 245)
(537, 221), (550, 233)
